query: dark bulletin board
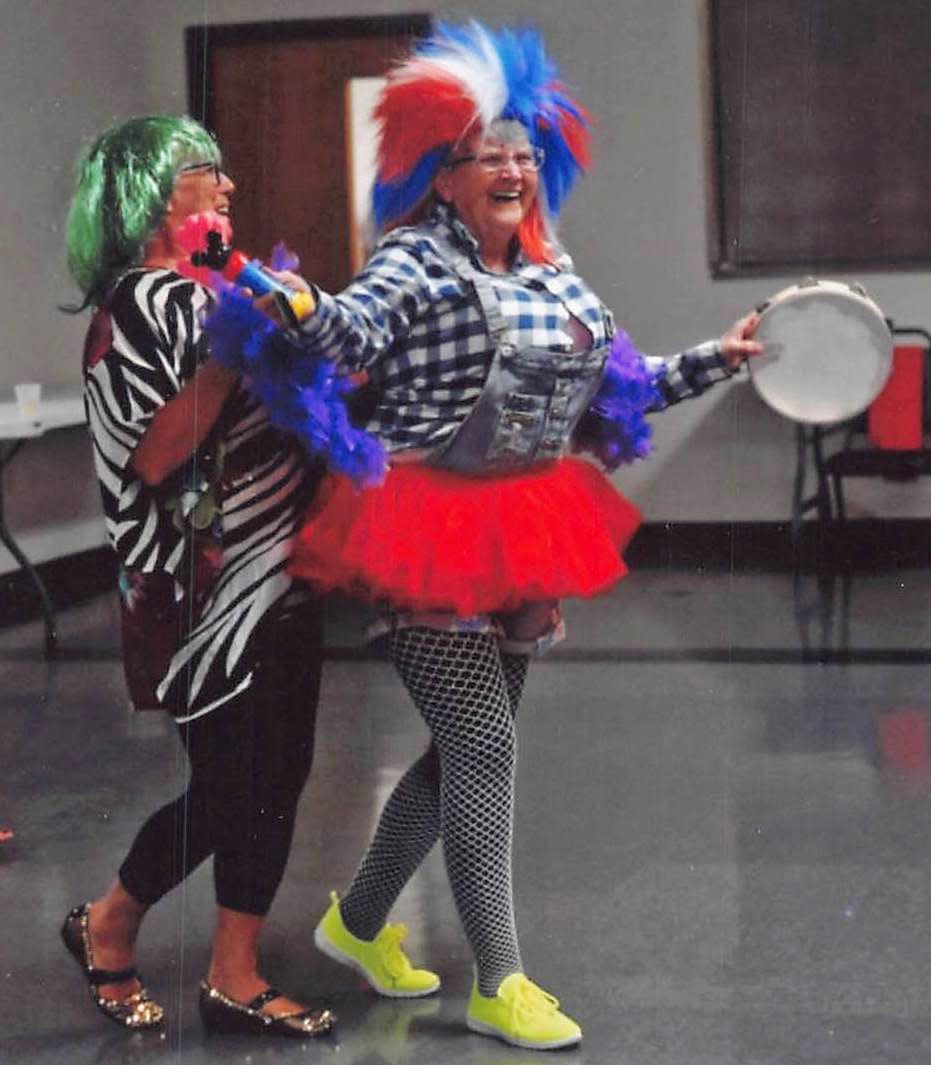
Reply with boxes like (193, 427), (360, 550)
(710, 0), (931, 277)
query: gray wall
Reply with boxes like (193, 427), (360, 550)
(1, 2), (157, 572)
(3, 0), (929, 573)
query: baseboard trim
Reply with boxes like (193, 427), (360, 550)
(2, 519), (929, 631)
(625, 518), (931, 572)
(0, 546), (117, 629)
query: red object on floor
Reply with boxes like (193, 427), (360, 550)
(867, 345), (924, 450)
(878, 710), (928, 772)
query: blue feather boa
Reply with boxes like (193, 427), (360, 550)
(203, 289), (387, 488)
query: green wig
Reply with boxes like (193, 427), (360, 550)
(65, 115), (220, 307)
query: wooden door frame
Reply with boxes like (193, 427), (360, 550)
(185, 13), (431, 126)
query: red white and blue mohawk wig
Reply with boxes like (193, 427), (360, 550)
(373, 20), (591, 264)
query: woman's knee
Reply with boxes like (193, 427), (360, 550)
(441, 717), (517, 779)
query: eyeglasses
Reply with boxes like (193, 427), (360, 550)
(445, 146), (546, 174)
(177, 161), (223, 184)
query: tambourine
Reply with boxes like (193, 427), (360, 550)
(748, 279), (893, 425)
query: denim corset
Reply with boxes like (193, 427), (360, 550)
(428, 240), (608, 476)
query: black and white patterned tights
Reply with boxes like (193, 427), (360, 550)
(338, 627), (529, 996)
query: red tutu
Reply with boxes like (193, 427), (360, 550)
(289, 456), (641, 616)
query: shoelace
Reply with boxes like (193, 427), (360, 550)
(509, 978), (560, 1023)
(376, 923), (413, 977)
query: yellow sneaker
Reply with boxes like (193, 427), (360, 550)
(313, 892), (440, 998)
(466, 973), (582, 1050)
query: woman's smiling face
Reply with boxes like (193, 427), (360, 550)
(434, 121), (540, 262)
(166, 161), (235, 231)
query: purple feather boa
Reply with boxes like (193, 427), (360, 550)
(573, 330), (660, 470)
(203, 288), (387, 488)
(268, 242), (300, 272)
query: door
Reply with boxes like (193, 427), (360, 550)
(187, 14), (430, 293)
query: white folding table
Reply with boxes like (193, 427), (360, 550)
(0, 391), (86, 655)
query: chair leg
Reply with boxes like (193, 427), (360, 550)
(810, 428), (834, 524)
(791, 426), (808, 552)
(831, 472), (846, 523)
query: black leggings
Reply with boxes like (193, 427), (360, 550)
(118, 599), (322, 916)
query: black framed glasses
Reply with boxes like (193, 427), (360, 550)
(445, 146), (546, 173)
(177, 161), (223, 184)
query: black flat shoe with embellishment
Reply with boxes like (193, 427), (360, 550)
(61, 904), (164, 1029)
(199, 979), (335, 1038)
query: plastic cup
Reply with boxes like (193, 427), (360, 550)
(14, 382), (42, 420)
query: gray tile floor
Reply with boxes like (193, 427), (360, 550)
(3, 566), (931, 1064)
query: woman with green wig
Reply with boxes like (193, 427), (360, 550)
(60, 114), (333, 1040)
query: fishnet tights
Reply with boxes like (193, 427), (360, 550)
(339, 628), (529, 995)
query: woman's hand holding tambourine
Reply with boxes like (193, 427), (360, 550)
(719, 311), (763, 370)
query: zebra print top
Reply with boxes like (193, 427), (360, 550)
(83, 268), (315, 722)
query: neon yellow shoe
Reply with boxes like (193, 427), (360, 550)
(466, 973), (582, 1050)
(313, 892), (440, 998)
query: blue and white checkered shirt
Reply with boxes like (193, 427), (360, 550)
(300, 202), (732, 452)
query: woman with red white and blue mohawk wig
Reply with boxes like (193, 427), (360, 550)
(203, 18), (761, 1052)
(371, 19), (591, 261)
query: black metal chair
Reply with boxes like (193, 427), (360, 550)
(793, 325), (931, 534)
(790, 325), (930, 653)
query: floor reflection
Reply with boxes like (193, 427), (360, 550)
(4, 567), (931, 1064)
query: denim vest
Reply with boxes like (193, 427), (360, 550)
(428, 239), (609, 475)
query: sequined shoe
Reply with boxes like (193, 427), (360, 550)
(466, 973), (582, 1050)
(60, 904), (164, 1030)
(314, 891), (440, 998)
(198, 980), (335, 1038)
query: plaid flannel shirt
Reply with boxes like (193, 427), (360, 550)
(300, 203), (733, 452)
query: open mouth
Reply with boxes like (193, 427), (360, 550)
(491, 192), (521, 203)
